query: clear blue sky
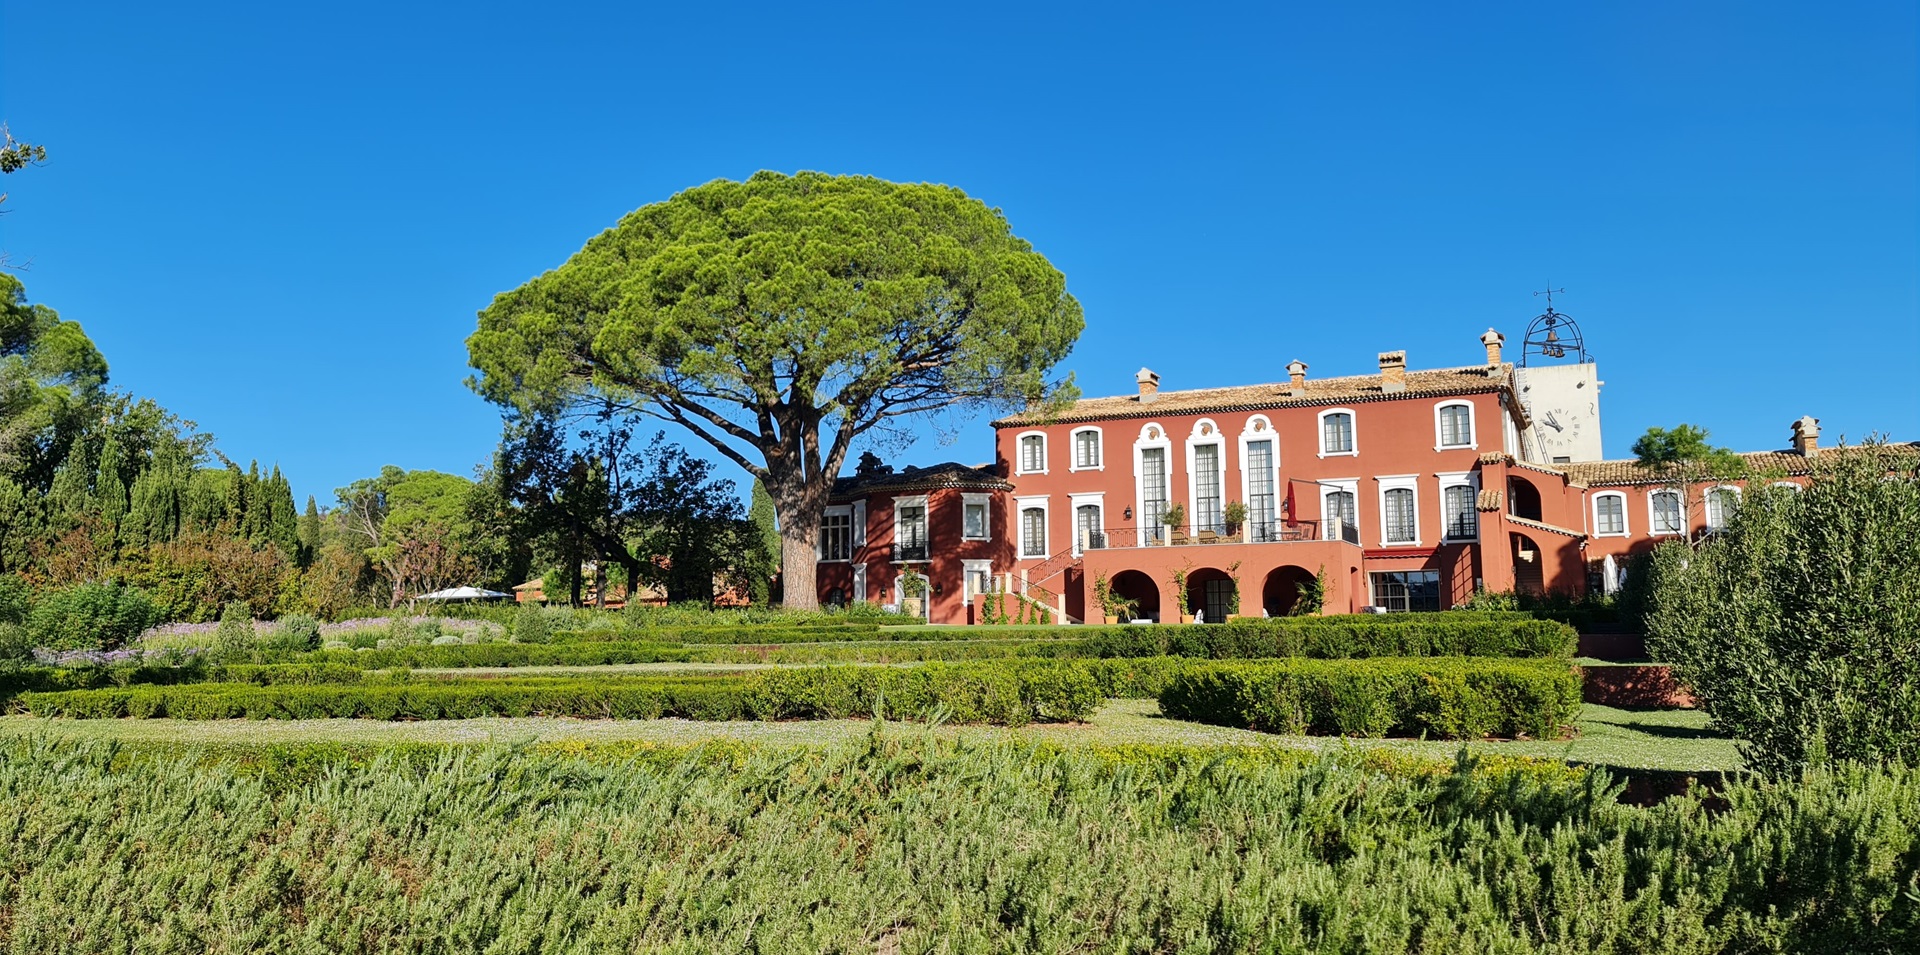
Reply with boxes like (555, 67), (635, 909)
(3, 1), (1914, 505)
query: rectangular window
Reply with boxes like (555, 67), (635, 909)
(1141, 447), (1168, 543)
(1706, 489), (1737, 530)
(1596, 495), (1625, 535)
(819, 510), (852, 561)
(1021, 507), (1047, 557)
(1383, 487), (1417, 543)
(1372, 570), (1441, 612)
(1439, 405), (1472, 447)
(1322, 413), (1353, 454)
(1019, 435), (1045, 473)
(895, 505), (928, 561)
(1442, 484), (1477, 540)
(1075, 504), (1103, 552)
(1245, 439), (1275, 541)
(1193, 444), (1222, 534)
(962, 501), (989, 540)
(1325, 489), (1357, 541)
(1651, 491), (1683, 535)
(1073, 430), (1101, 469)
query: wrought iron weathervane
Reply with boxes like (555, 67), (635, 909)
(1520, 287), (1589, 365)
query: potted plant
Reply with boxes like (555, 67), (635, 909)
(1160, 503), (1185, 545)
(1222, 500), (1248, 539)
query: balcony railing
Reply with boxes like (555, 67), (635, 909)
(1086, 518), (1360, 550)
(891, 542), (929, 562)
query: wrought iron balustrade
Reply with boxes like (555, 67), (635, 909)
(891, 542), (929, 562)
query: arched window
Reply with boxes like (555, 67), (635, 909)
(1593, 492), (1628, 537)
(1015, 431), (1048, 475)
(1383, 487), (1417, 544)
(1434, 401), (1475, 449)
(1324, 487), (1357, 541)
(1070, 427), (1103, 471)
(1442, 484), (1477, 540)
(1318, 409), (1356, 456)
(1649, 490), (1683, 536)
(1020, 506), (1048, 557)
(1240, 416), (1279, 542)
(1134, 423), (1172, 545)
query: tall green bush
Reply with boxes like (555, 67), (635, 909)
(1645, 444), (1920, 776)
(24, 582), (161, 651)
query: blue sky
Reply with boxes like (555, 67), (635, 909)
(3, 1), (1914, 505)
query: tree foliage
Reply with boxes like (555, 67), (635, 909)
(1645, 443), (1920, 776)
(468, 171), (1083, 608)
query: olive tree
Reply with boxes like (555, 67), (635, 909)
(1644, 443), (1920, 776)
(467, 172), (1083, 609)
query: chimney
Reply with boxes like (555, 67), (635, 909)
(1480, 328), (1505, 366)
(1135, 367), (1161, 403)
(1791, 416), (1821, 457)
(1378, 350), (1407, 394)
(1285, 359), (1308, 395)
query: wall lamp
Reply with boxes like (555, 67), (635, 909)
(1123, 506), (1133, 520)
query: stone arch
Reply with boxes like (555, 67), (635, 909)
(1261, 565), (1317, 617)
(1108, 569), (1159, 622)
(1511, 531), (1545, 594)
(1185, 566), (1237, 623)
(1507, 475), (1545, 522)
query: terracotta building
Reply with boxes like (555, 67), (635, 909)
(812, 313), (1913, 624)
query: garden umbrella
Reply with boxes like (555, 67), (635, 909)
(416, 586), (513, 601)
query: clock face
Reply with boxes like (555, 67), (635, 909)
(1540, 406), (1582, 448)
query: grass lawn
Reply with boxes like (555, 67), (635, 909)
(0, 700), (1739, 772)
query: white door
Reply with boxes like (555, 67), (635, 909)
(852, 564), (867, 602)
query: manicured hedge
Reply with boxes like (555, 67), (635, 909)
(1160, 658), (1581, 740)
(552, 623), (889, 644)
(688, 638), (1091, 665)
(214, 663), (367, 686)
(0, 665), (206, 704)
(303, 641), (692, 669)
(1083, 617), (1577, 660)
(19, 661), (1102, 725)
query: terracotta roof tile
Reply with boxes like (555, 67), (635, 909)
(1563, 443), (1920, 487)
(995, 364), (1509, 427)
(829, 461), (1011, 502)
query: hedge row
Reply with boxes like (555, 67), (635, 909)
(18, 661), (1102, 725)
(1160, 658), (1581, 740)
(303, 641), (692, 669)
(1085, 617), (1577, 660)
(551, 623), (888, 644)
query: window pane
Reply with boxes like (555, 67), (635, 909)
(1652, 492), (1682, 533)
(1194, 444), (1221, 533)
(1443, 485), (1476, 539)
(963, 503), (987, 539)
(1706, 490), (1736, 529)
(1440, 405), (1472, 446)
(1323, 413), (1353, 453)
(1074, 431), (1100, 468)
(1326, 490), (1356, 541)
(1598, 496), (1624, 535)
(1075, 504), (1102, 550)
(819, 512), (851, 561)
(1141, 447), (1167, 542)
(1022, 508), (1046, 557)
(1246, 440), (1275, 540)
(1020, 435), (1044, 472)
(1384, 487), (1415, 543)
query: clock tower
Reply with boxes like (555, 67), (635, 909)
(1511, 293), (1604, 464)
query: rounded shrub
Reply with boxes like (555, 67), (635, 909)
(25, 582), (162, 651)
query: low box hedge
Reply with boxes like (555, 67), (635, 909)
(19, 660), (1102, 726)
(303, 641), (693, 669)
(1159, 658), (1581, 740)
(1083, 617), (1576, 660)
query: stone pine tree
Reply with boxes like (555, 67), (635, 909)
(467, 172), (1083, 609)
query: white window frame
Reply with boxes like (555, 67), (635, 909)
(892, 494), (930, 563)
(960, 493), (992, 541)
(1185, 419), (1227, 535)
(1068, 491), (1105, 556)
(1704, 485), (1742, 531)
(1320, 478), (1359, 541)
(1069, 426), (1104, 472)
(1015, 494), (1050, 559)
(818, 504), (854, 562)
(1647, 488), (1684, 537)
(1376, 475), (1421, 547)
(1014, 430), (1049, 476)
(1433, 400), (1478, 451)
(1133, 423), (1174, 545)
(1317, 407), (1358, 458)
(1592, 491), (1629, 537)
(1771, 481), (1803, 493)
(1436, 471), (1479, 542)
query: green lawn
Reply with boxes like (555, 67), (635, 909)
(0, 699), (1739, 772)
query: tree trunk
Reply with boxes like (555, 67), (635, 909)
(769, 476), (831, 611)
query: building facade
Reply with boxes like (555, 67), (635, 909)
(813, 326), (1911, 624)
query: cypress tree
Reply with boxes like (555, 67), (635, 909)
(49, 438), (95, 525)
(266, 465), (298, 555)
(95, 436), (129, 529)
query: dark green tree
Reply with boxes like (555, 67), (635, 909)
(467, 171), (1083, 609)
(747, 478), (780, 604)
